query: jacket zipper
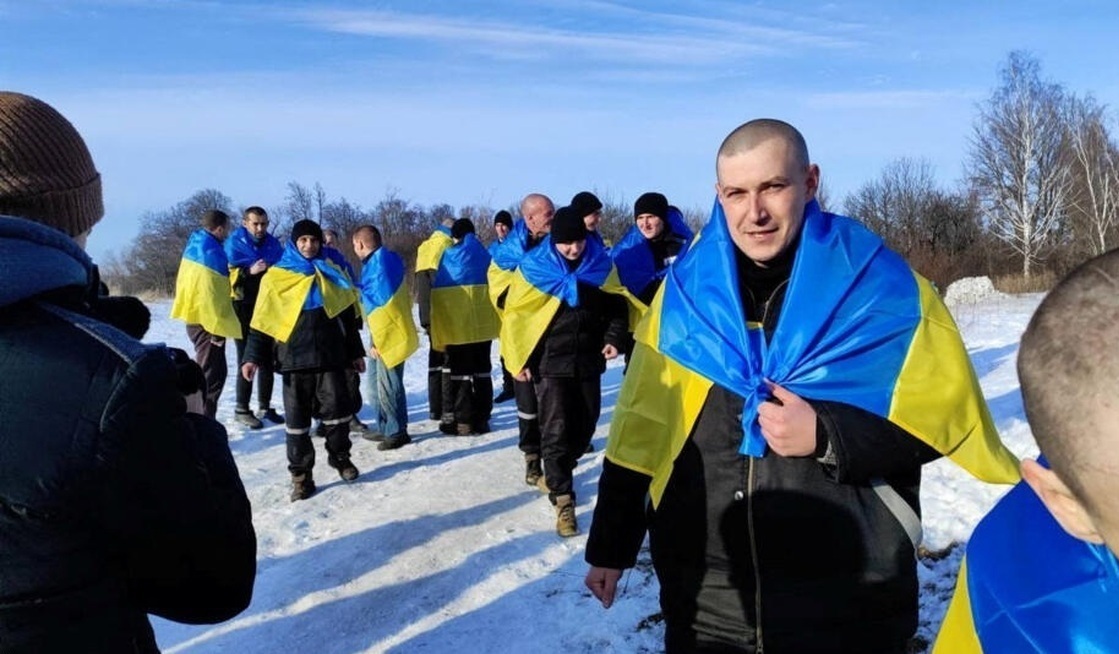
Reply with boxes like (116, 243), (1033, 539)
(747, 456), (764, 651)
(760, 280), (789, 328)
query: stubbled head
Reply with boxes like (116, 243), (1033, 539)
(242, 206), (270, 241)
(351, 224), (382, 259)
(521, 193), (555, 237)
(715, 118), (818, 267)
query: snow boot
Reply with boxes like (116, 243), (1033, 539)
(456, 423), (474, 436)
(260, 407), (284, 424)
(290, 473), (316, 502)
(377, 433), (412, 451)
(337, 459), (360, 483)
(555, 494), (577, 538)
(524, 453), (543, 487)
(235, 407), (263, 430)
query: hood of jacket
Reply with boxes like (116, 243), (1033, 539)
(0, 215), (93, 309)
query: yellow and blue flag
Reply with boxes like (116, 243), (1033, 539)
(430, 233), (499, 350)
(611, 205), (693, 299)
(499, 235), (636, 375)
(415, 226), (452, 273)
(224, 226), (282, 298)
(607, 199), (1020, 505)
(934, 458), (1119, 653)
(487, 219), (533, 310)
(356, 247), (419, 369)
(170, 229), (242, 339)
(250, 241), (357, 343)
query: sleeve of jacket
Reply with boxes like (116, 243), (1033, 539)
(415, 270), (434, 330)
(812, 399), (942, 486)
(345, 310), (365, 360)
(97, 346), (257, 624)
(585, 459), (650, 569)
(243, 326), (274, 367)
(602, 292), (628, 349)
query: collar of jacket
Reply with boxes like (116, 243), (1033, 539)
(0, 215), (92, 308)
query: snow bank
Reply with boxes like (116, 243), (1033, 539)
(944, 276), (1004, 306)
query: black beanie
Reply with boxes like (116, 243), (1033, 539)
(570, 191), (602, 217)
(550, 205), (588, 244)
(290, 219), (323, 243)
(493, 210), (513, 228)
(634, 192), (669, 222)
(451, 217), (476, 240)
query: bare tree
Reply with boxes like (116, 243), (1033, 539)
(969, 51), (1071, 278)
(314, 182), (327, 222)
(845, 158), (939, 258)
(284, 181), (314, 224)
(1065, 94), (1119, 257)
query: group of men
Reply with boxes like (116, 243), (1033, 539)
(4, 88), (1117, 654)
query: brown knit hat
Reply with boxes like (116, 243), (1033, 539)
(0, 91), (103, 237)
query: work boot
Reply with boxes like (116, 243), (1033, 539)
(377, 433), (412, 451)
(290, 473), (316, 502)
(349, 417), (376, 439)
(361, 428), (386, 442)
(555, 494), (577, 538)
(337, 459), (360, 482)
(493, 388), (515, 404)
(472, 421), (490, 435)
(260, 407), (284, 424)
(439, 420), (457, 435)
(536, 474), (550, 494)
(524, 454), (543, 487)
(235, 408), (263, 430)
(456, 423), (474, 436)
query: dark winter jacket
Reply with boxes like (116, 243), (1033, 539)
(0, 216), (257, 653)
(528, 279), (628, 379)
(586, 243), (939, 654)
(636, 232), (688, 306)
(244, 306), (364, 374)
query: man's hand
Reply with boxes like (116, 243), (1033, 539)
(514, 368), (532, 382)
(241, 361), (258, 382)
(353, 358), (367, 374)
(183, 390), (206, 415)
(369, 346), (380, 360)
(249, 259), (268, 275)
(757, 381), (817, 456)
(602, 343), (619, 360)
(585, 566), (623, 608)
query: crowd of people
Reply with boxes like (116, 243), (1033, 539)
(3, 89), (1116, 653)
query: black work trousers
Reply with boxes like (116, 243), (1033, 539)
(535, 375), (600, 501)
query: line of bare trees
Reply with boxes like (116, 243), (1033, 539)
(102, 51), (1118, 296)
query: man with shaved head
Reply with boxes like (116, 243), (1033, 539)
(585, 119), (1018, 653)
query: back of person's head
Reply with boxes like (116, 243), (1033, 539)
(200, 209), (230, 231)
(451, 218), (475, 241)
(0, 91), (103, 239)
(550, 206), (587, 244)
(353, 224), (382, 249)
(1019, 249), (1119, 553)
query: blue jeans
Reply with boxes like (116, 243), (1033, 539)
(367, 358), (408, 437)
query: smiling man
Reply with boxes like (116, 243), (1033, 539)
(584, 119), (1019, 653)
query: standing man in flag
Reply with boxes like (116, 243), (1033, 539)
(170, 209), (242, 419)
(415, 218), (455, 424)
(352, 224), (417, 451)
(584, 119), (1020, 653)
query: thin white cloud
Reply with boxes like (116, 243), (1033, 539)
(805, 89), (981, 110)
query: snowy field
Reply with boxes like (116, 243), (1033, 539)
(146, 286), (1044, 654)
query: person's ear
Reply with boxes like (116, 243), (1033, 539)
(804, 164), (820, 202)
(1021, 458), (1104, 544)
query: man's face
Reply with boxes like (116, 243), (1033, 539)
(636, 213), (664, 240)
(494, 222), (510, 241)
(296, 235), (321, 259)
(244, 212), (270, 241)
(525, 199), (555, 236)
(583, 211), (601, 232)
(716, 137), (818, 266)
(555, 239), (586, 261)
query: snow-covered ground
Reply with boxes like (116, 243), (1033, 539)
(147, 287), (1045, 654)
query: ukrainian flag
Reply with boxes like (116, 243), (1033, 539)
(611, 205), (693, 300)
(415, 226), (452, 273)
(487, 219), (532, 311)
(170, 229), (242, 339)
(934, 459), (1119, 653)
(357, 247), (419, 369)
(499, 235), (637, 375)
(430, 233), (499, 350)
(224, 226), (282, 299)
(606, 199), (1020, 506)
(250, 242), (357, 343)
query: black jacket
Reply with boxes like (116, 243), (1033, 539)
(244, 303), (364, 374)
(0, 217), (256, 653)
(586, 244), (939, 654)
(528, 280), (628, 379)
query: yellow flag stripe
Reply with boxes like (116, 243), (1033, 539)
(369, 281), (420, 369)
(171, 258), (242, 339)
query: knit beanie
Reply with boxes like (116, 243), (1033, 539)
(550, 205), (588, 244)
(290, 219), (323, 243)
(634, 192), (668, 222)
(451, 217), (476, 240)
(570, 191), (603, 217)
(493, 210), (513, 229)
(0, 92), (103, 237)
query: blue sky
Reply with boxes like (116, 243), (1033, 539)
(3, 0), (1117, 260)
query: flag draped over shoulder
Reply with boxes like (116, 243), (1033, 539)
(224, 226), (282, 297)
(250, 242), (357, 343)
(606, 199), (1020, 506)
(611, 206), (694, 298)
(499, 235), (636, 375)
(170, 229), (242, 339)
(430, 234), (499, 350)
(357, 247), (419, 369)
(415, 226), (452, 273)
(933, 459), (1119, 653)
(487, 219), (532, 310)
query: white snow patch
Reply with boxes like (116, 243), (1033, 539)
(944, 276), (1004, 306)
